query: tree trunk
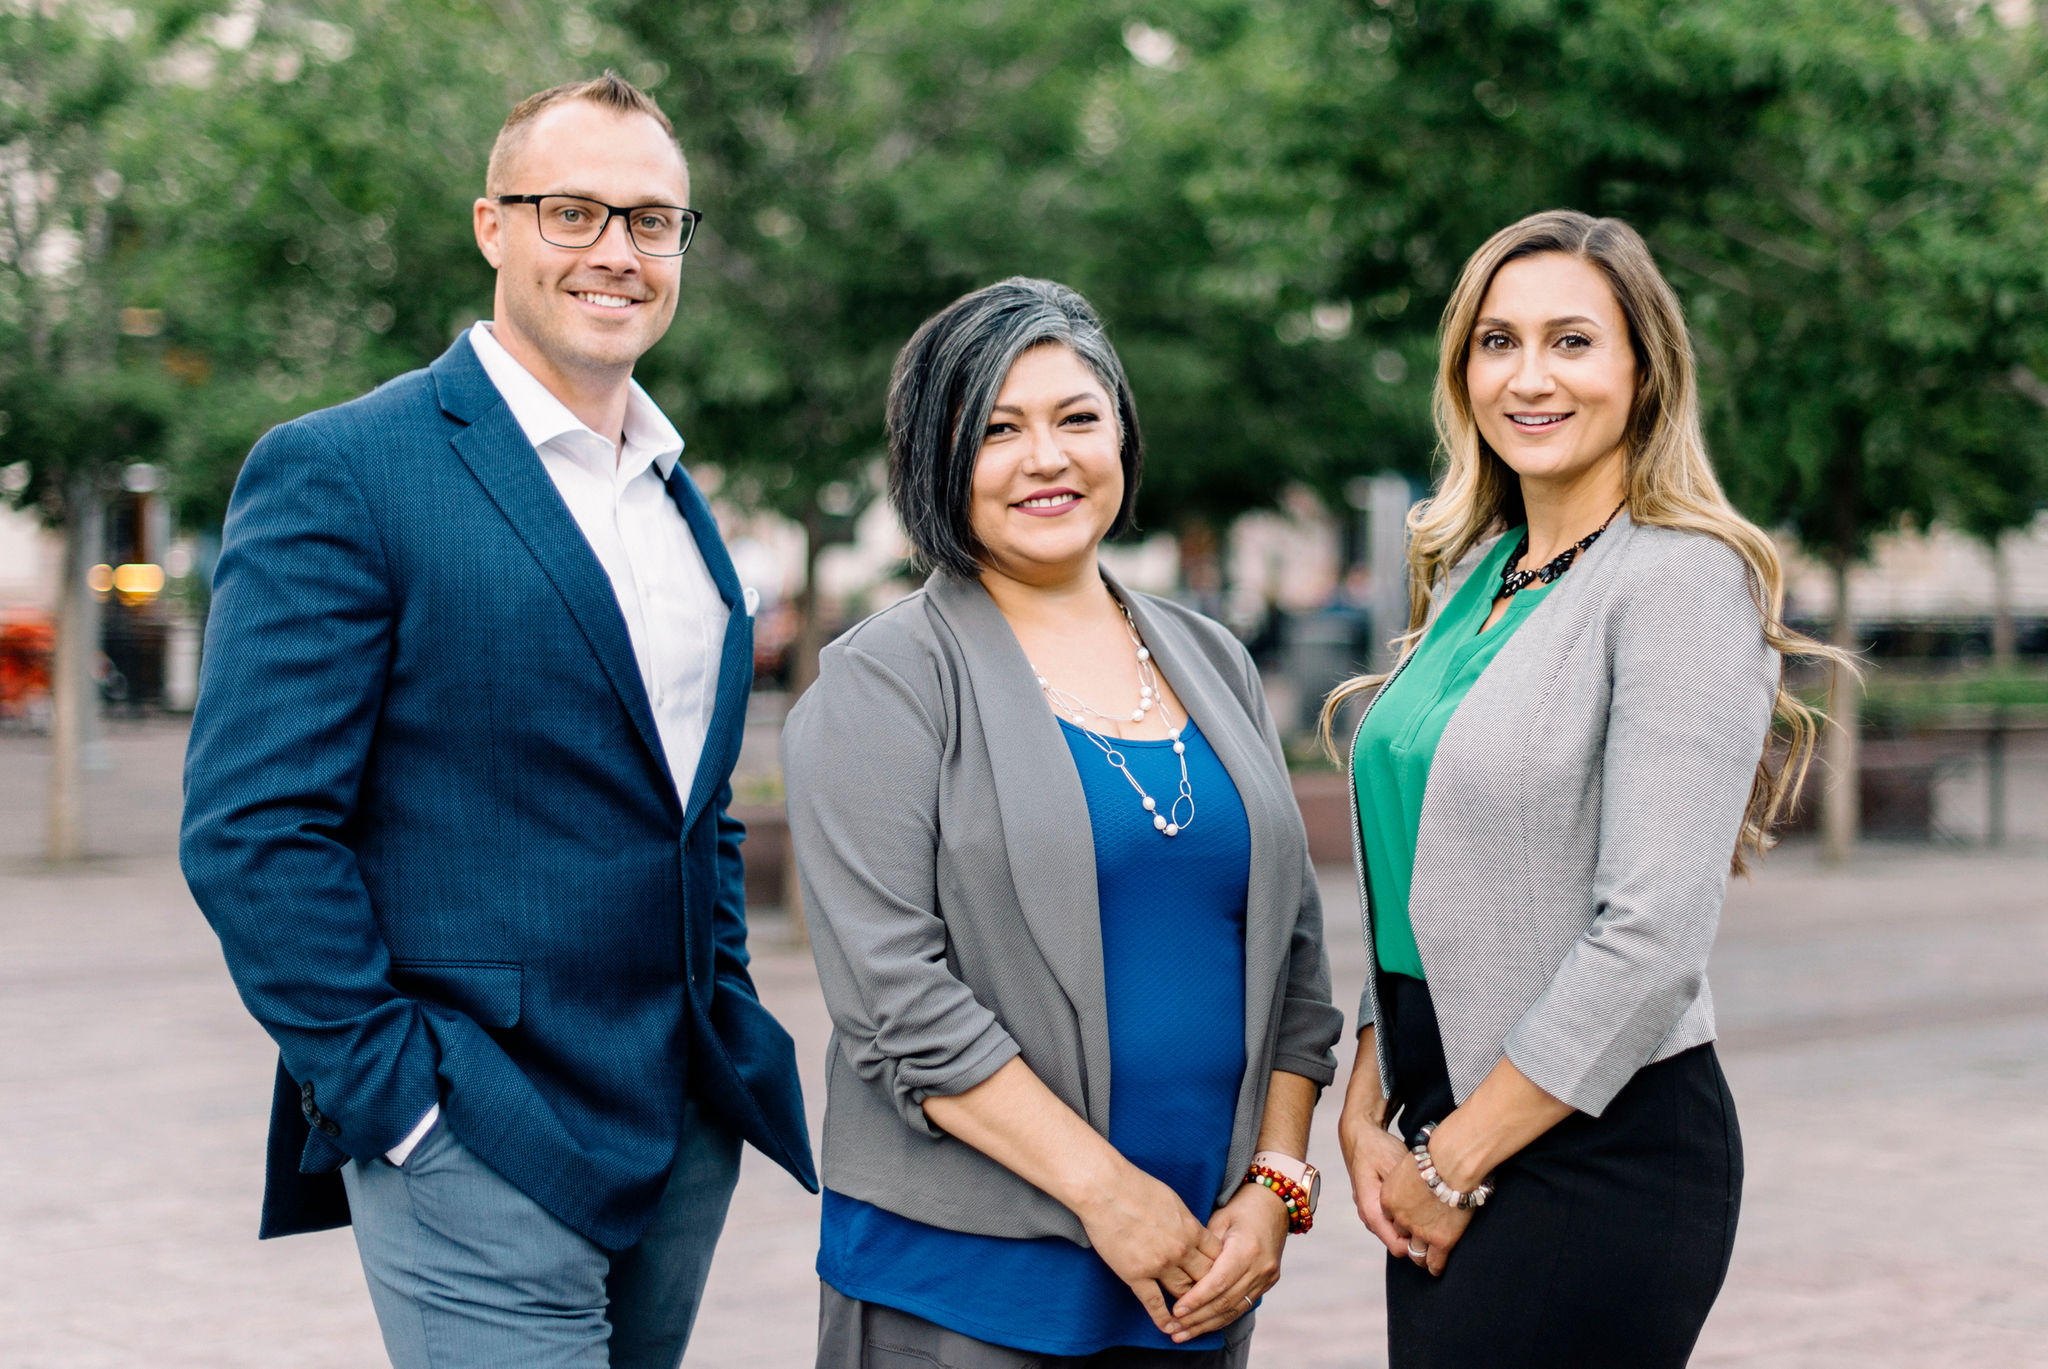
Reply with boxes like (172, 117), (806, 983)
(48, 476), (101, 863)
(1989, 530), (2016, 671)
(1177, 519), (1224, 618)
(1820, 554), (1859, 868)
(779, 507), (832, 948)
(1986, 530), (2013, 846)
(787, 505), (831, 701)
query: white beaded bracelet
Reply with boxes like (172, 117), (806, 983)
(1411, 1122), (1495, 1210)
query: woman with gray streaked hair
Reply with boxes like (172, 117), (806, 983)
(783, 277), (1344, 1368)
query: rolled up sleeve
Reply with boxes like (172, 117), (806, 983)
(782, 643), (1020, 1136)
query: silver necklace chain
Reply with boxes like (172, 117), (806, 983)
(1031, 601), (1195, 838)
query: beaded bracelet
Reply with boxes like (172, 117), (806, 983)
(1411, 1122), (1495, 1211)
(1244, 1162), (1315, 1234)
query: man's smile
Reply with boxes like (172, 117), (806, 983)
(570, 289), (644, 310)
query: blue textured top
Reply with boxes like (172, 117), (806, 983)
(817, 715), (1251, 1356)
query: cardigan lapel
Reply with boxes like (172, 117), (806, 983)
(923, 566), (1304, 1132)
(923, 572), (1112, 1127)
(433, 339), (679, 813)
(1110, 568), (1298, 1080)
(1516, 506), (1639, 626)
(1428, 510), (1637, 637)
(665, 465), (752, 832)
(1109, 566), (1286, 846)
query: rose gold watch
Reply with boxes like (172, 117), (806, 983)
(1251, 1150), (1320, 1214)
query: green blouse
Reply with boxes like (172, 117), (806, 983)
(1353, 530), (1555, 980)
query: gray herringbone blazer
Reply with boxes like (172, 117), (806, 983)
(1352, 511), (1779, 1116)
(782, 569), (1344, 1244)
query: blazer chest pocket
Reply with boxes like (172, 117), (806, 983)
(392, 960), (522, 1029)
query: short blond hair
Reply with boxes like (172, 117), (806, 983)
(485, 72), (683, 195)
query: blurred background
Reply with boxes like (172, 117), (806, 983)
(2, 1), (2045, 1365)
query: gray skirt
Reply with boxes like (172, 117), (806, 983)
(814, 1282), (1253, 1369)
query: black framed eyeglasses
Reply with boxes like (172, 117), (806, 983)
(495, 194), (701, 257)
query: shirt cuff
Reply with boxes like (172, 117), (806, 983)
(384, 1104), (439, 1166)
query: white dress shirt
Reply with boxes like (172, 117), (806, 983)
(384, 321), (729, 1165)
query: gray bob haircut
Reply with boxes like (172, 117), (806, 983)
(886, 277), (1144, 579)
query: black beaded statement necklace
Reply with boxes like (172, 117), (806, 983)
(1496, 501), (1627, 600)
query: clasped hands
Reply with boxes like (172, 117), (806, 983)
(1335, 1082), (1482, 1287)
(1078, 1168), (1289, 1344)
(1340, 1109), (1472, 1276)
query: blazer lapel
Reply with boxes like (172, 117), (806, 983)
(433, 341), (677, 810)
(924, 572), (1112, 1128)
(664, 465), (751, 831)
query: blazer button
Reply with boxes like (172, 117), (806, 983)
(301, 1097), (317, 1120)
(320, 1120), (341, 1137)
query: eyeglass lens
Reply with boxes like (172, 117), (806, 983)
(537, 196), (692, 254)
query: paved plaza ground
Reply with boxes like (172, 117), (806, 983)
(2, 716), (2045, 1367)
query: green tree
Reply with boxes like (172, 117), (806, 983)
(609, 0), (1137, 688)
(2, 0), (591, 856)
(1240, 0), (2048, 856)
(606, 0), (1445, 673)
(128, 0), (593, 527)
(1667, 5), (2048, 860)
(0, 0), (179, 860)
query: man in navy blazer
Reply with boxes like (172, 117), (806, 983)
(181, 73), (814, 1367)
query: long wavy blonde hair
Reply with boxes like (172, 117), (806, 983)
(1321, 209), (1851, 874)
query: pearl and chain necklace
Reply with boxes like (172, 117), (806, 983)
(1031, 600), (1195, 838)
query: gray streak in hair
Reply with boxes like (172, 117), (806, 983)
(886, 277), (1144, 579)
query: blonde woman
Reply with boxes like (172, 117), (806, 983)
(1328, 210), (1842, 1367)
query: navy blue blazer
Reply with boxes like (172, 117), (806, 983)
(181, 335), (816, 1249)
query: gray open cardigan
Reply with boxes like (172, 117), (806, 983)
(782, 569), (1344, 1244)
(1351, 510), (1780, 1117)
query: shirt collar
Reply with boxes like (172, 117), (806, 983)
(467, 321), (684, 480)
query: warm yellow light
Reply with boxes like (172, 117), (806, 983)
(88, 564), (115, 593)
(113, 563), (165, 597)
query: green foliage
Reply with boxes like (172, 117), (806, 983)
(4, 0), (2043, 577)
(0, 0), (171, 521)
(1275, 0), (2048, 564)
(2, 0), (644, 526)
(1801, 665), (2048, 732)
(115, 0), (584, 524)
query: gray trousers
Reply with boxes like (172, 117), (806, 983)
(340, 1097), (741, 1369)
(815, 1283), (1252, 1369)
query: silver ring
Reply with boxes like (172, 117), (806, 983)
(1241, 1294), (1254, 1310)
(1407, 1245), (1429, 1264)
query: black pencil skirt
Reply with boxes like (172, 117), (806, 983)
(1381, 974), (1742, 1369)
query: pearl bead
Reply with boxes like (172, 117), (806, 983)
(1135, 647), (1149, 661)
(1140, 685), (1153, 698)
(1071, 713), (1085, 725)
(1164, 823), (1179, 836)
(1130, 709), (1144, 722)
(1172, 741), (1184, 754)
(1153, 814), (1167, 831)
(1142, 796), (1156, 811)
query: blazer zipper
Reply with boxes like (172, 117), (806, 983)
(1345, 646), (1416, 1099)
